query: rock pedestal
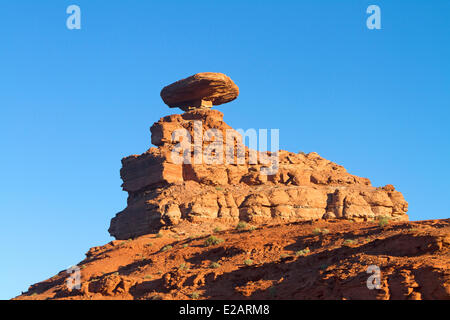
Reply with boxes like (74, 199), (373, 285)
(108, 109), (408, 240)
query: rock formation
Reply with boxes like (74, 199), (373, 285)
(16, 73), (450, 302)
(108, 73), (408, 240)
(160, 72), (239, 111)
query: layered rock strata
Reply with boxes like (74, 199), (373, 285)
(108, 110), (408, 240)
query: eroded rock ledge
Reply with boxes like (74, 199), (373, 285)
(109, 109), (408, 240)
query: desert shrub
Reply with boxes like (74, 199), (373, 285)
(204, 236), (224, 247)
(378, 216), (390, 228)
(244, 259), (253, 266)
(191, 292), (200, 300)
(179, 263), (189, 270)
(161, 245), (173, 252)
(213, 227), (222, 233)
(209, 262), (221, 269)
(155, 233), (163, 238)
(236, 221), (247, 231)
(312, 228), (330, 236)
(295, 248), (310, 256)
(343, 239), (356, 246)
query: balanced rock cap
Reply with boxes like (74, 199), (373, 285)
(160, 72), (239, 111)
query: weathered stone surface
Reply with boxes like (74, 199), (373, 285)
(160, 72), (239, 111)
(120, 150), (183, 193)
(108, 109), (409, 239)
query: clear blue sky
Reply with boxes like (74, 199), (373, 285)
(0, 0), (449, 299)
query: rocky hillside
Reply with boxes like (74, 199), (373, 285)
(15, 219), (450, 300)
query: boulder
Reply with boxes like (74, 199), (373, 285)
(160, 72), (239, 111)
